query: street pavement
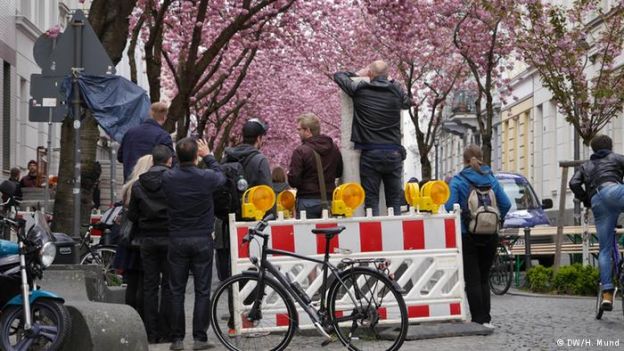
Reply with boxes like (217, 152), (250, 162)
(148, 276), (624, 351)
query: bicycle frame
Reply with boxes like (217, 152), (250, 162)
(246, 230), (367, 337)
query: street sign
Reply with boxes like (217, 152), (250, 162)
(29, 74), (68, 122)
(33, 34), (57, 75)
(47, 10), (116, 76)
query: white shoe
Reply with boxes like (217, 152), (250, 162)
(482, 323), (496, 329)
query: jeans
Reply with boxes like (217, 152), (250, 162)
(360, 149), (403, 216)
(141, 237), (172, 341)
(591, 184), (624, 290)
(296, 198), (323, 219)
(168, 236), (214, 341)
(462, 233), (497, 324)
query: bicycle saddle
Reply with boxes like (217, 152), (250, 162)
(311, 226), (346, 237)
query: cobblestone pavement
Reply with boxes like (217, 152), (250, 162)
(148, 268), (624, 351)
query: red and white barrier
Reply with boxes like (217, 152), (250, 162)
(228, 206), (466, 333)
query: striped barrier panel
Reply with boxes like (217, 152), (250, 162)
(228, 206), (466, 332)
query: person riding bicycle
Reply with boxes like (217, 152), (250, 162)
(570, 134), (624, 311)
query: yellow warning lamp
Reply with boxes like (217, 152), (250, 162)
(276, 190), (296, 218)
(404, 182), (420, 207)
(242, 185), (276, 220)
(404, 180), (450, 212)
(331, 183), (365, 217)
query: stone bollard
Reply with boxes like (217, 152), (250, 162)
(62, 301), (148, 351)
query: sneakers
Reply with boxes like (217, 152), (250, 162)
(193, 340), (215, 350)
(169, 340), (184, 351)
(482, 323), (496, 329)
(602, 290), (614, 311)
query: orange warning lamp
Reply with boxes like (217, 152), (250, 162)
(242, 185), (276, 220)
(276, 190), (296, 218)
(332, 183), (365, 217)
(404, 180), (450, 212)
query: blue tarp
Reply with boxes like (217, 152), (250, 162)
(63, 75), (150, 142)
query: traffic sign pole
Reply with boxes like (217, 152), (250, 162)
(72, 17), (84, 264)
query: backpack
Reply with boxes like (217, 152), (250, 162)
(460, 174), (500, 235)
(213, 161), (248, 221)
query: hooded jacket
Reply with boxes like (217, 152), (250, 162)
(127, 165), (169, 237)
(222, 144), (272, 188)
(444, 166), (512, 235)
(333, 72), (410, 148)
(288, 135), (343, 199)
(569, 150), (624, 206)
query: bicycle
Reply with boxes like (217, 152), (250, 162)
(595, 230), (623, 319)
(210, 214), (408, 351)
(489, 235), (515, 295)
(79, 221), (120, 286)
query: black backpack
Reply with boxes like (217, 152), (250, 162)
(213, 161), (248, 221)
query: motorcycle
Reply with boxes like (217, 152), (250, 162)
(0, 181), (71, 351)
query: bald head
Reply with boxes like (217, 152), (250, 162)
(369, 60), (389, 79)
(150, 102), (168, 125)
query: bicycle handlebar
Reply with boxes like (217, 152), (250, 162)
(242, 213), (275, 244)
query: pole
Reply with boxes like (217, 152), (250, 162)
(110, 141), (117, 206)
(43, 112), (52, 213)
(72, 18), (84, 264)
(573, 131), (581, 226)
(434, 142), (439, 180)
(524, 227), (532, 272)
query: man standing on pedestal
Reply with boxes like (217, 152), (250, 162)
(334, 60), (411, 215)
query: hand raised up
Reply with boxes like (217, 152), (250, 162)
(197, 138), (211, 157)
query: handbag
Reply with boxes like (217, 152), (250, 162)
(118, 209), (138, 247)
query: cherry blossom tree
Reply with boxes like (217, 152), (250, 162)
(517, 0), (624, 145)
(129, 0), (297, 138)
(364, 0), (467, 179)
(451, 0), (522, 164)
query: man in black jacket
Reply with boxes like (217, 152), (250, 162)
(570, 134), (624, 312)
(118, 102), (174, 182)
(288, 112), (343, 218)
(334, 60), (411, 215)
(162, 138), (225, 351)
(127, 145), (173, 344)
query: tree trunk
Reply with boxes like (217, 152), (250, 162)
(420, 155), (432, 180)
(481, 133), (493, 167)
(52, 0), (135, 234)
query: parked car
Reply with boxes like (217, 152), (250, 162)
(495, 172), (554, 265)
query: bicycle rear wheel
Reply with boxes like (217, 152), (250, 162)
(327, 267), (408, 351)
(211, 272), (298, 351)
(80, 246), (121, 285)
(489, 244), (513, 295)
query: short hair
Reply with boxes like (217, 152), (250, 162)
(297, 113), (321, 136)
(150, 102), (168, 121)
(272, 166), (286, 183)
(152, 144), (172, 165)
(9, 167), (20, 178)
(176, 137), (198, 163)
(591, 134), (612, 152)
(369, 60), (389, 78)
(27, 160), (37, 167)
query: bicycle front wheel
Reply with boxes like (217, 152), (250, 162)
(596, 284), (604, 320)
(327, 267), (408, 351)
(489, 244), (513, 295)
(211, 272), (298, 351)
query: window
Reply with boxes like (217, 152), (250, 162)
(499, 178), (540, 211)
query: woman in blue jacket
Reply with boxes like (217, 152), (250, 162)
(445, 145), (511, 328)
